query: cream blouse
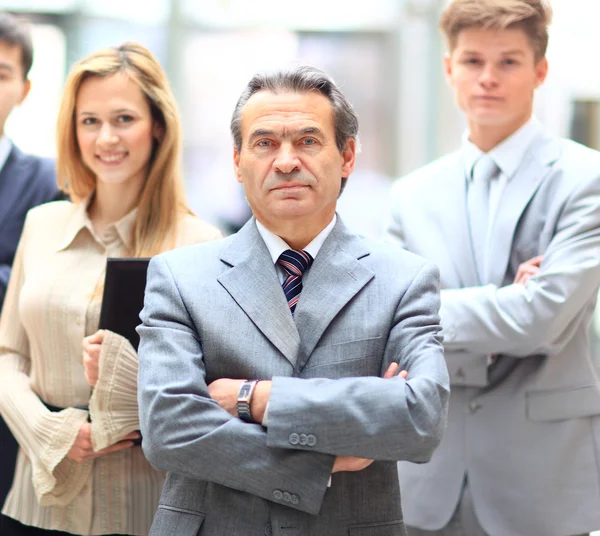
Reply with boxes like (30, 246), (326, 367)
(0, 199), (222, 535)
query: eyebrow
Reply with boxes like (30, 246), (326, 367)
(78, 108), (136, 116)
(0, 62), (14, 72)
(461, 49), (526, 56)
(248, 126), (325, 143)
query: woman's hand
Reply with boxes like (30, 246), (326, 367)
(82, 330), (105, 387)
(66, 422), (140, 463)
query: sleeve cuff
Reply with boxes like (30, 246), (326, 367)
(89, 330), (139, 450)
(33, 407), (92, 506)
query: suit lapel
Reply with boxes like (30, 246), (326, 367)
(437, 155), (480, 287)
(293, 218), (374, 371)
(218, 219), (300, 367)
(485, 134), (562, 286)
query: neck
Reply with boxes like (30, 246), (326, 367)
(258, 212), (334, 250)
(88, 181), (142, 234)
(468, 113), (532, 152)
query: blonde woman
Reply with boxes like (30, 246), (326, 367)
(0, 42), (222, 535)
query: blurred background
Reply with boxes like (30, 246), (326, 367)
(1, 0), (599, 361)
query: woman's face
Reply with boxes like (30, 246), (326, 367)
(75, 72), (158, 191)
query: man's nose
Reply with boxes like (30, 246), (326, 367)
(478, 64), (499, 88)
(274, 145), (301, 174)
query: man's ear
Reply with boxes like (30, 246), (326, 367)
(534, 57), (549, 88)
(340, 138), (356, 179)
(233, 146), (243, 184)
(18, 79), (31, 104)
(443, 54), (454, 87)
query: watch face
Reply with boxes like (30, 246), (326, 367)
(238, 383), (252, 400)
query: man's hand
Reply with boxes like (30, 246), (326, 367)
(332, 455), (374, 473)
(207, 378), (245, 417)
(383, 362), (408, 379)
(514, 255), (543, 285)
(66, 422), (140, 463)
(82, 330), (105, 387)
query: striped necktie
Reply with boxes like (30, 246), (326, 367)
(277, 249), (314, 315)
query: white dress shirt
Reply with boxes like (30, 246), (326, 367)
(256, 214), (337, 283)
(0, 136), (13, 174)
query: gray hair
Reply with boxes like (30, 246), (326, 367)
(230, 65), (359, 154)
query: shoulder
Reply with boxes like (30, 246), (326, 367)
(25, 199), (75, 226)
(390, 152), (461, 198)
(354, 234), (439, 284)
(154, 233), (234, 273)
(176, 213), (223, 247)
(552, 138), (600, 178)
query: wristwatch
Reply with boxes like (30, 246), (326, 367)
(237, 380), (260, 423)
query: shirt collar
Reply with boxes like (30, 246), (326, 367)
(0, 137), (12, 172)
(462, 116), (542, 181)
(256, 214), (337, 265)
(56, 194), (138, 252)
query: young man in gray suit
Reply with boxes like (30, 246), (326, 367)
(137, 66), (450, 536)
(385, 1), (600, 535)
(0, 12), (60, 516)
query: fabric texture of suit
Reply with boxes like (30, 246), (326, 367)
(137, 216), (450, 536)
(385, 129), (600, 536)
(0, 144), (60, 511)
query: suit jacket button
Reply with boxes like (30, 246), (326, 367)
(290, 494), (299, 505)
(299, 433), (308, 445)
(265, 524), (273, 536)
(273, 489), (283, 500)
(467, 400), (482, 414)
(289, 433), (299, 445)
(306, 434), (317, 446)
(455, 368), (465, 380)
(283, 491), (292, 502)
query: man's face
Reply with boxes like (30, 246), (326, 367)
(444, 27), (547, 131)
(233, 90), (355, 230)
(0, 41), (30, 134)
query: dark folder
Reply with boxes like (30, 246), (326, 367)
(99, 258), (150, 350)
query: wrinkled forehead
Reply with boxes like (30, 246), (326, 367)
(240, 89), (335, 138)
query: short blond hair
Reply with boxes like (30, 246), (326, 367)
(440, 0), (553, 61)
(56, 42), (191, 257)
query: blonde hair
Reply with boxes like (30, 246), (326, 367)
(440, 0), (553, 61)
(56, 42), (191, 256)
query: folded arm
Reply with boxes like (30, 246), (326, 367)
(440, 178), (600, 357)
(137, 255), (334, 515)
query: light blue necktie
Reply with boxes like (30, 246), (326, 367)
(467, 154), (498, 283)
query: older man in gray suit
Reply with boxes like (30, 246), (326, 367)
(137, 66), (449, 536)
(385, 1), (600, 536)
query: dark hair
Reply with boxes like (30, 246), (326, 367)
(0, 13), (33, 79)
(231, 65), (359, 154)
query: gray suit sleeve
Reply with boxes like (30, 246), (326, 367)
(266, 262), (449, 463)
(137, 256), (334, 515)
(440, 176), (600, 356)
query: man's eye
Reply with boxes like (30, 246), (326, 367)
(257, 140), (272, 147)
(465, 58), (481, 65)
(503, 59), (517, 66)
(303, 138), (317, 146)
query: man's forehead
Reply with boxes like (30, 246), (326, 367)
(240, 90), (334, 135)
(453, 26), (533, 55)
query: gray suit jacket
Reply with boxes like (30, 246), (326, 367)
(386, 130), (600, 536)
(137, 217), (449, 536)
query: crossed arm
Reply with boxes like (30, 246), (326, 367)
(137, 255), (449, 514)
